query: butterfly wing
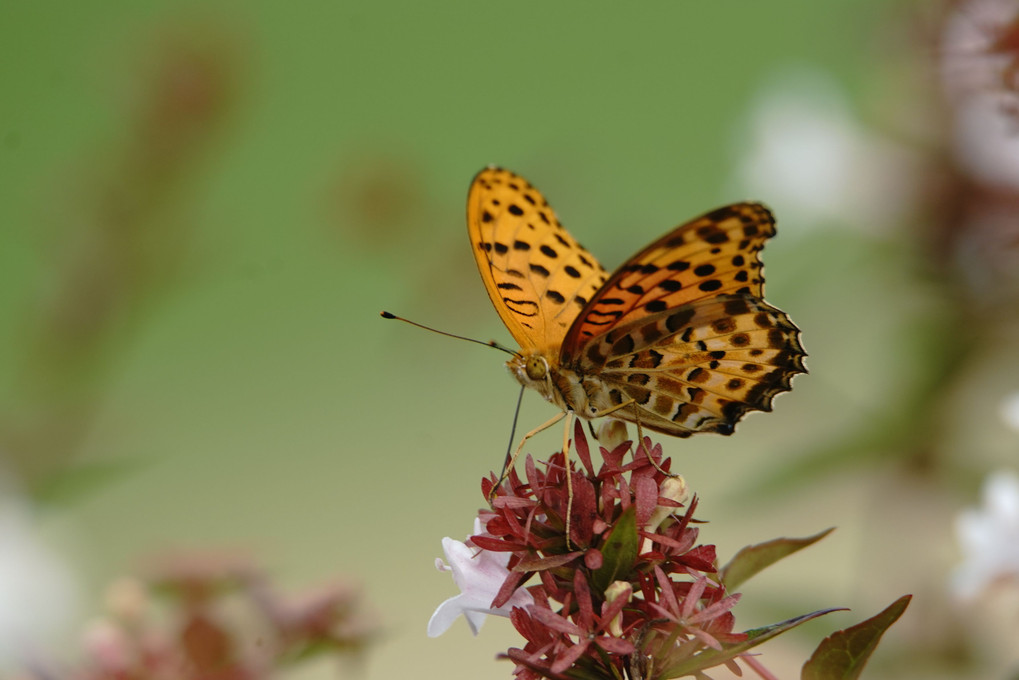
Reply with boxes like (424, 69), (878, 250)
(562, 203), (806, 436)
(467, 167), (608, 353)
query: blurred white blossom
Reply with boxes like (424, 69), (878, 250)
(0, 478), (78, 666)
(427, 517), (533, 637)
(732, 68), (917, 233)
(951, 470), (1019, 600)
(1002, 392), (1019, 433)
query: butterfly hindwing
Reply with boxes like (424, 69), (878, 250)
(467, 167), (608, 353)
(579, 294), (806, 436)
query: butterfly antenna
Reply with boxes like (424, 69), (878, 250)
(502, 384), (526, 471)
(379, 311), (519, 356)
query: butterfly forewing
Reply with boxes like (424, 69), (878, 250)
(467, 167), (609, 353)
(561, 203), (775, 350)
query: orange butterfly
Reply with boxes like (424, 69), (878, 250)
(468, 167), (806, 443)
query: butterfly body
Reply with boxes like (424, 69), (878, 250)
(469, 167), (805, 439)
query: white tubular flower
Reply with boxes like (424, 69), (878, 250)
(427, 518), (534, 637)
(603, 581), (633, 637)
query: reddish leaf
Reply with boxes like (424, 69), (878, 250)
(677, 544), (716, 571)
(501, 649), (573, 680)
(595, 636), (635, 654)
(720, 528), (834, 591)
(573, 418), (595, 476)
(493, 496), (537, 510)
(471, 535), (527, 552)
(491, 569), (529, 609)
(633, 475), (659, 526)
(514, 552), (584, 572)
(801, 595), (911, 680)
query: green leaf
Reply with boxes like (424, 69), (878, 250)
(591, 505), (638, 593)
(660, 608), (843, 679)
(801, 595), (912, 680)
(720, 528), (834, 591)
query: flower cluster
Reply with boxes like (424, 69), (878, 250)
(474, 421), (747, 680)
(429, 418), (912, 679)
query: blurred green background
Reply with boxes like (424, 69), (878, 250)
(3, 0), (1019, 678)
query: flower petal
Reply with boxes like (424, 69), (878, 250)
(427, 595), (467, 637)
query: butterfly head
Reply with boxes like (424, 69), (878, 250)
(507, 352), (566, 408)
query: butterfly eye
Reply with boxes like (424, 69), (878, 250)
(525, 356), (548, 381)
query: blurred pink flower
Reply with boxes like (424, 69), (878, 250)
(952, 95), (1019, 188)
(940, 0), (1019, 103)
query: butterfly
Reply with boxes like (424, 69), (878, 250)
(468, 167), (806, 442)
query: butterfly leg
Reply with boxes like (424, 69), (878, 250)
(631, 416), (674, 477)
(589, 399), (636, 419)
(489, 410), (567, 501)
(561, 411), (575, 549)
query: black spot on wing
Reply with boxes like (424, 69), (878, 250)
(666, 308), (695, 333)
(698, 279), (723, 292)
(611, 334), (635, 355)
(658, 280), (682, 292)
(645, 300), (667, 313)
(711, 318), (736, 334)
